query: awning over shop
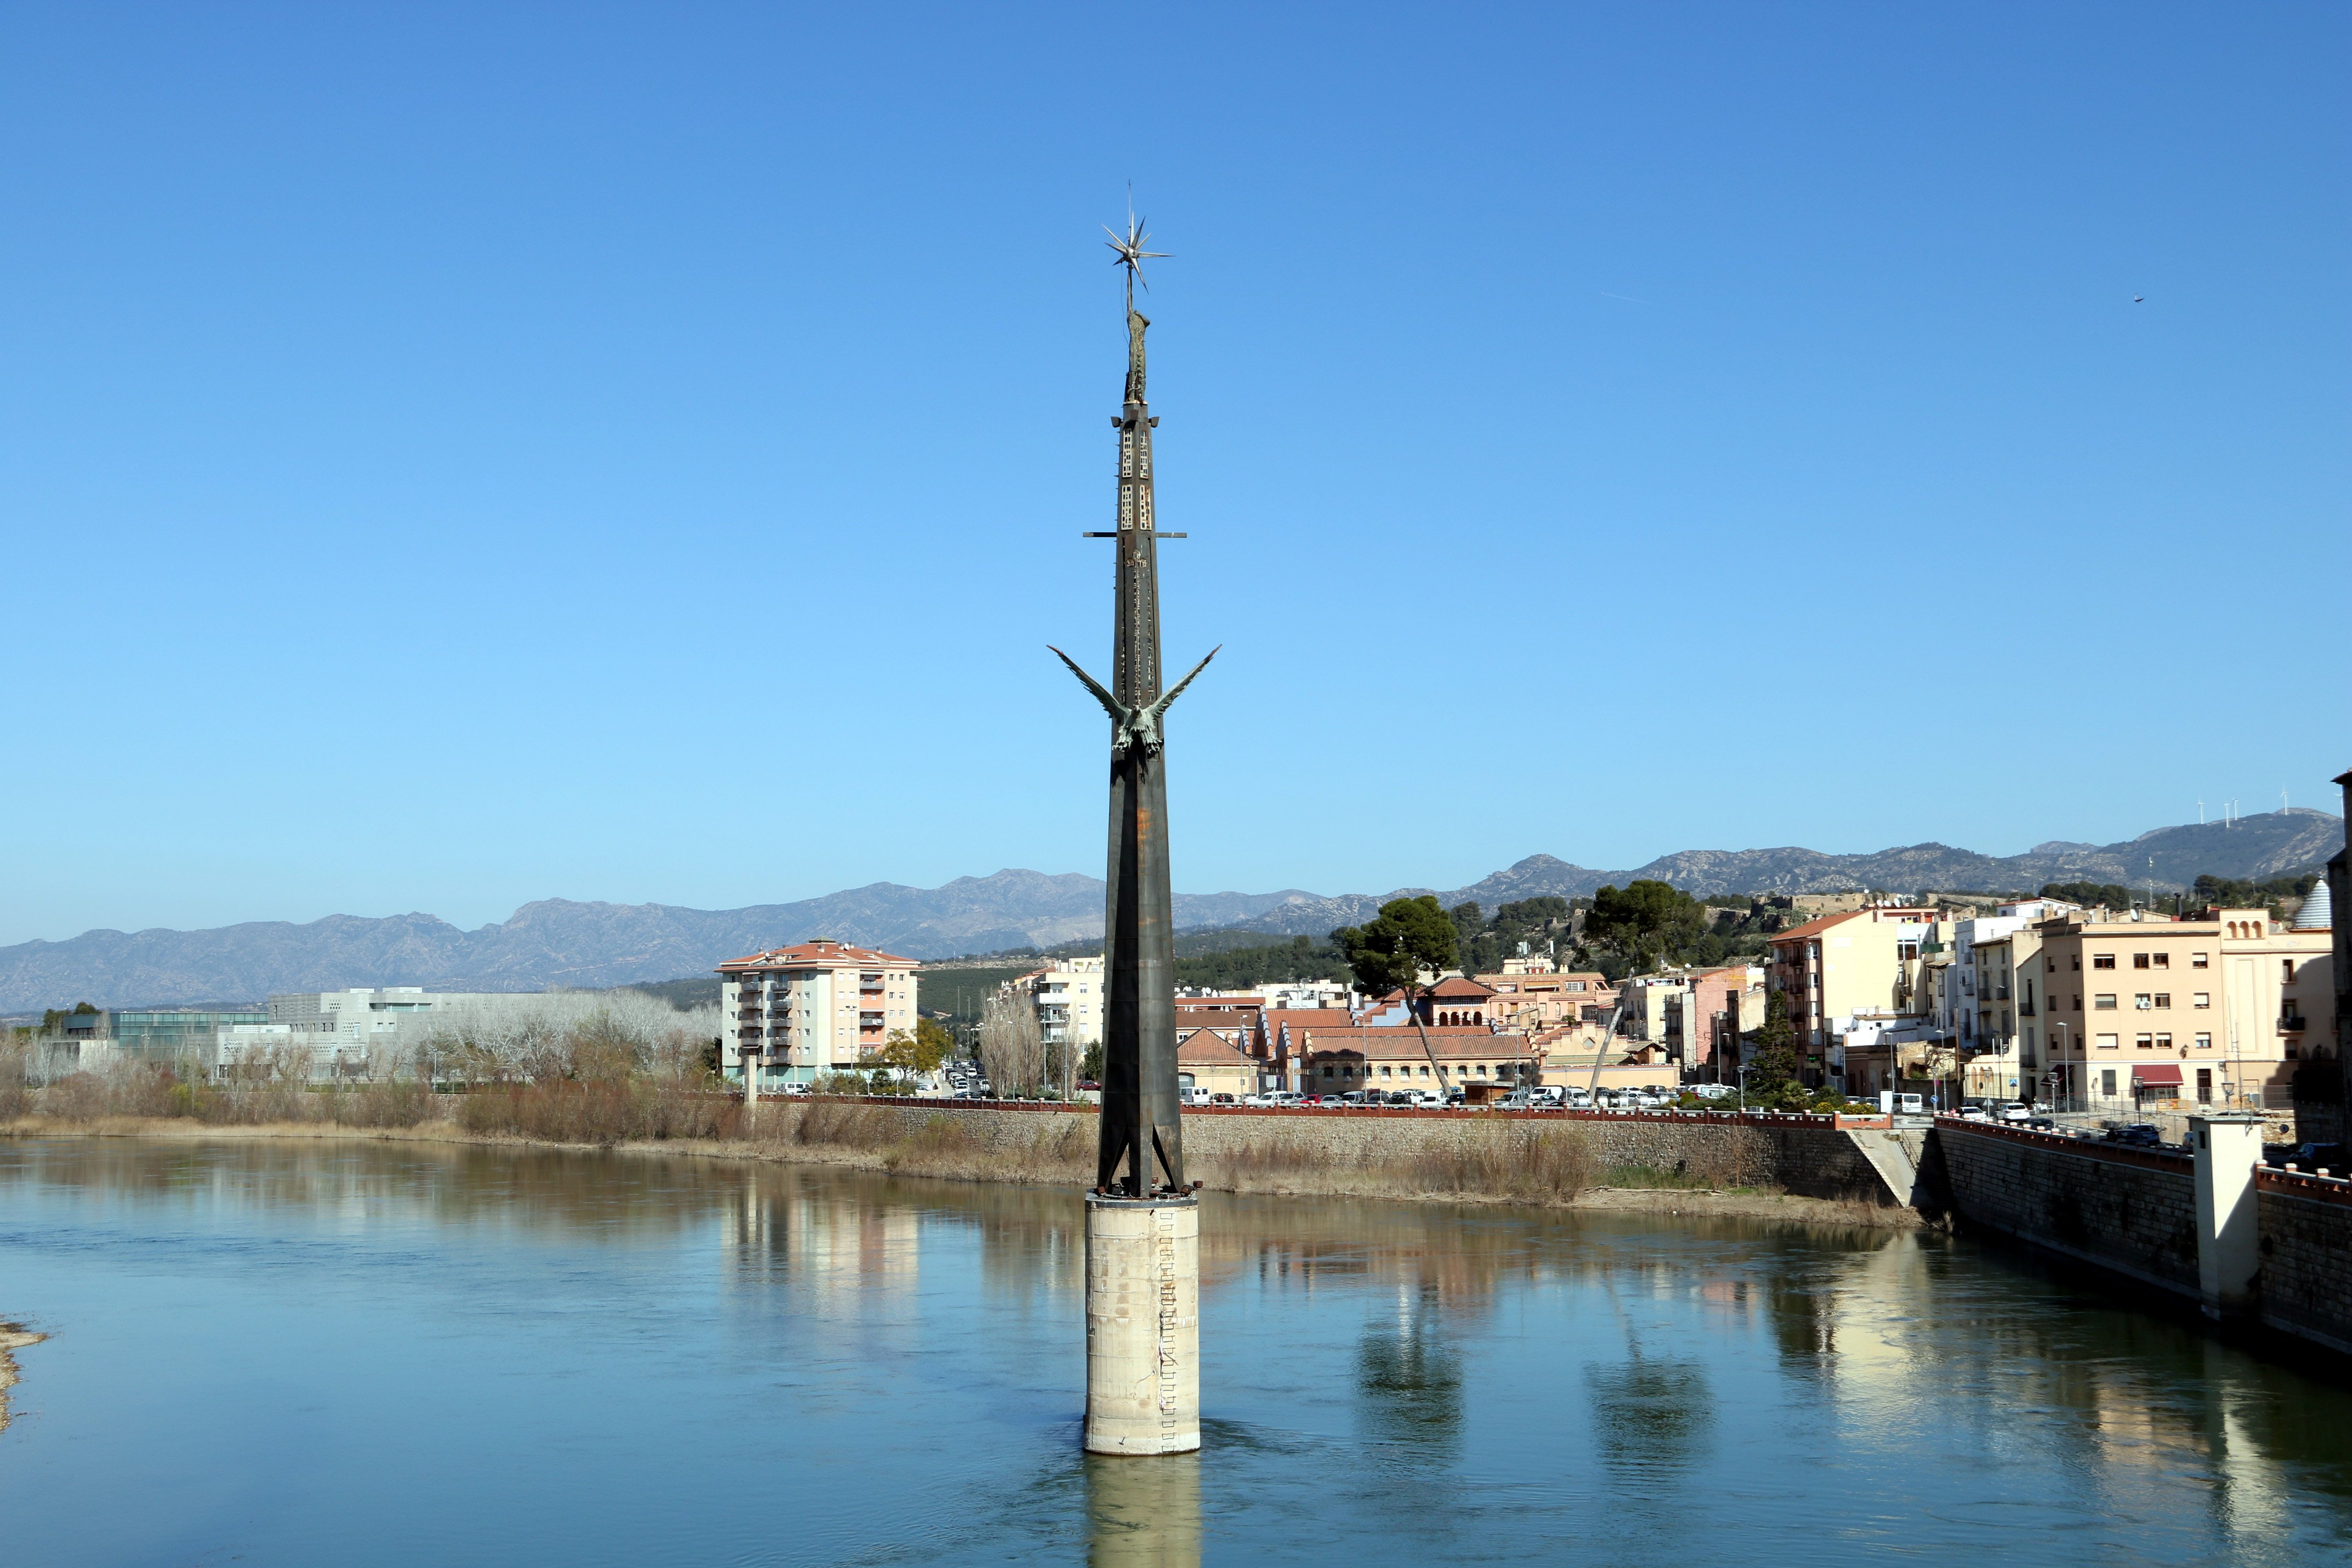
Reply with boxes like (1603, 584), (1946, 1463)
(2133, 1064), (2184, 1085)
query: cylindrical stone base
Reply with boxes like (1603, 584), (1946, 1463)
(1084, 1194), (1200, 1455)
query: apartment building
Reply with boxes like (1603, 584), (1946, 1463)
(2032, 908), (2334, 1112)
(1477, 970), (1613, 1031)
(1766, 906), (1945, 1083)
(717, 939), (919, 1089)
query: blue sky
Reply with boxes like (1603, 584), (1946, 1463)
(2, 3), (2345, 946)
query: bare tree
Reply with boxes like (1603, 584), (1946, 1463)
(981, 989), (1044, 1098)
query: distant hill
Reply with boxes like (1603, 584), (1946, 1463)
(0, 809), (2333, 1011)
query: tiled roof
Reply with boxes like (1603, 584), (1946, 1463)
(1176, 1027), (1255, 1064)
(1425, 976), (1496, 999)
(1767, 912), (1865, 946)
(1299, 1025), (1529, 1061)
(717, 938), (918, 972)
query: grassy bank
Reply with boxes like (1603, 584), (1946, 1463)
(3, 1101), (1918, 1229)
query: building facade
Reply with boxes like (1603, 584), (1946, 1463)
(2032, 908), (2334, 1113)
(717, 939), (920, 1089)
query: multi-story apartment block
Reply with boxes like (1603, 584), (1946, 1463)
(1766, 905), (1945, 1084)
(2032, 908), (2333, 1112)
(717, 939), (919, 1090)
(997, 957), (1107, 1056)
(1476, 970), (1614, 1031)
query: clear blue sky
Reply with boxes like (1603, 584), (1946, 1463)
(3, 4), (2346, 946)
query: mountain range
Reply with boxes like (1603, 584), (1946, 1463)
(2, 808), (2335, 1012)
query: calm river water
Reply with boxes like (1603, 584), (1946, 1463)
(2, 1138), (2348, 1566)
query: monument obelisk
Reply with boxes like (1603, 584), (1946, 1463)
(1051, 211), (1212, 1456)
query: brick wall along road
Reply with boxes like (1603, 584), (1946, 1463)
(790, 1099), (1901, 1204)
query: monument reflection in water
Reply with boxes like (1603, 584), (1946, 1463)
(6, 1142), (2352, 1566)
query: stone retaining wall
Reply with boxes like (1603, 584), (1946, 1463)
(2256, 1170), (2352, 1355)
(1934, 1119), (2201, 1297)
(793, 1098), (1898, 1202)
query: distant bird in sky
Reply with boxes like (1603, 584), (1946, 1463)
(2133, 295), (2145, 303)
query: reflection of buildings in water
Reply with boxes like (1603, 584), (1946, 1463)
(1085, 1451), (1200, 1568)
(720, 1175), (919, 1313)
(1354, 1284), (1464, 1453)
(1582, 1358), (1714, 1479)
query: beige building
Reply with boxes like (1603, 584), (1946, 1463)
(1478, 970), (1614, 1032)
(717, 938), (919, 1088)
(1009, 956), (1107, 1056)
(1766, 905), (1945, 1084)
(2033, 909), (2334, 1113)
(1297, 1025), (1537, 1093)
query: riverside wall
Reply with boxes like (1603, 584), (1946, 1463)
(794, 1098), (1899, 1202)
(1937, 1118), (2352, 1355)
(2255, 1169), (2352, 1356)
(1934, 1118), (2200, 1295)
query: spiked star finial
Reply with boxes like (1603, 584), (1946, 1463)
(1103, 205), (1168, 293)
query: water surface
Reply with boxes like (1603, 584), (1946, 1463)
(1, 1138), (2346, 1566)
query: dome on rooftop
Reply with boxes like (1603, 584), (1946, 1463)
(2294, 881), (2333, 932)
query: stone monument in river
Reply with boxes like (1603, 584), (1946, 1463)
(1050, 211), (1212, 1456)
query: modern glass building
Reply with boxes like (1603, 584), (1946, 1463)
(107, 1010), (267, 1063)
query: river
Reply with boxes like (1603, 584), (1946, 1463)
(1, 1137), (2347, 1565)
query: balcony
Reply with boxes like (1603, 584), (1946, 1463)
(2281, 1015), (2309, 1033)
(2018, 1002), (2035, 1017)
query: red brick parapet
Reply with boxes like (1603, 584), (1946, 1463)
(2258, 1166), (2352, 1208)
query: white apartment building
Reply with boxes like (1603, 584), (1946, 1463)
(1259, 978), (1352, 1011)
(718, 939), (919, 1089)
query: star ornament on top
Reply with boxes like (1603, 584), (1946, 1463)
(1103, 210), (1168, 292)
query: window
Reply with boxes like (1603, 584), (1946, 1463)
(2135, 1033), (2153, 1049)
(2133, 994), (2151, 1010)
(2196, 1068), (2212, 1102)
(2101, 1070), (2117, 1097)
(2073, 994), (2083, 1011)
(2133, 954), (2150, 970)
(2283, 959), (2296, 984)
(2195, 1033), (2212, 1050)
(2193, 993), (2211, 1009)
(2094, 994), (2117, 1010)
(2071, 955), (2082, 971)
(2046, 957), (2057, 973)
(2152, 953), (2169, 969)
(2191, 952), (2209, 969)
(2155, 1033), (2171, 1050)
(2096, 1034), (2119, 1050)
(2153, 994), (2170, 1009)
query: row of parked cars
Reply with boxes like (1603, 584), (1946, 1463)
(1179, 1084), (1745, 1112)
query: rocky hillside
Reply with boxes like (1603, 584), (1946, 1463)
(1, 810), (2333, 1010)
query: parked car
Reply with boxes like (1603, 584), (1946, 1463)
(2104, 1123), (2164, 1148)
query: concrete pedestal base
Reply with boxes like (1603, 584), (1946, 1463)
(1084, 1194), (1200, 1455)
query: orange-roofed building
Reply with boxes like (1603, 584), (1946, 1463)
(1297, 1024), (1537, 1095)
(1175, 1026), (1265, 1100)
(716, 938), (919, 1090)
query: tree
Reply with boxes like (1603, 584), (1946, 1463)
(877, 1017), (954, 1089)
(978, 990), (1043, 1098)
(1744, 992), (1806, 1109)
(1587, 880), (1702, 972)
(1333, 895), (1461, 1091)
